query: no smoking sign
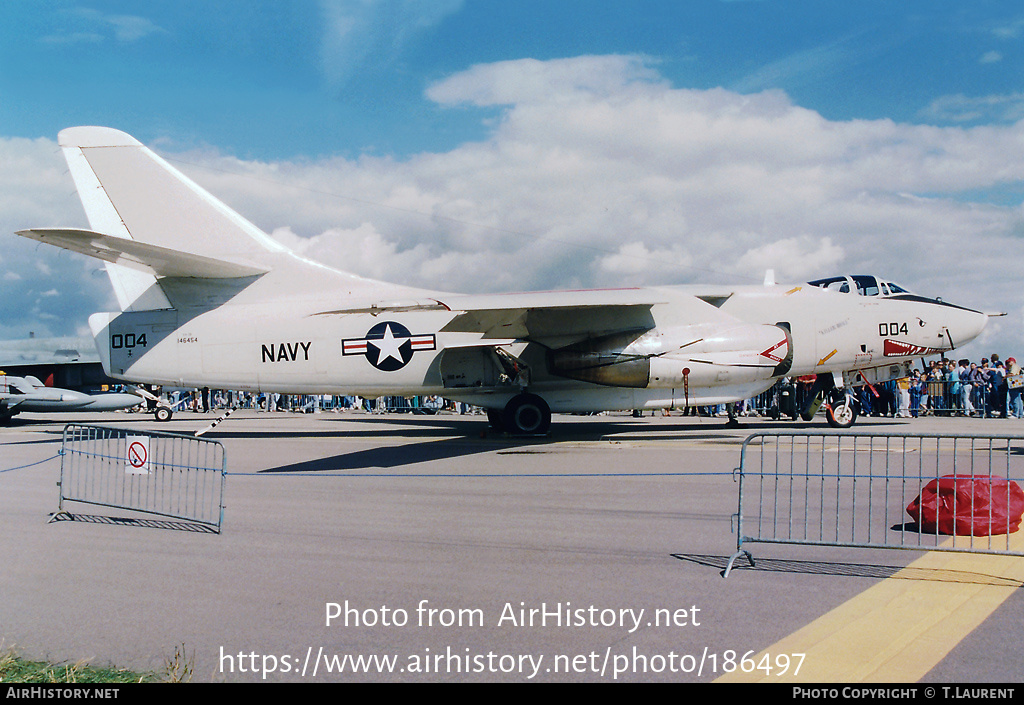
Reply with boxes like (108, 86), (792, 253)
(125, 436), (151, 475)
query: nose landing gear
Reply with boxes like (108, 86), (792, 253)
(825, 390), (858, 428)
(800, 373), (860, 428)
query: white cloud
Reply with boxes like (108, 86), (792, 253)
(269, 223), (432, 285)
(8, 55), (1024, 357)
(598, 241), (693, 279)
(729, 37), (855, 94)
(992, 17), (1024, 40)
(318, 0), (464, 87)
(42, 8), (165, 44)
(921, 92), (1024, 123)
(0, 136), (110, 339)
(736, 237), (845, 281)
(426, 55), (664, 107)
(105, 14), (165, 42)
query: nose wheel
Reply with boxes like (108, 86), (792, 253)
(825, 391), (858, 428)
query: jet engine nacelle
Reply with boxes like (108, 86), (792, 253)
(548, 322), (792, 389)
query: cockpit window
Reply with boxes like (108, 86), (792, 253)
(856, 280), (879, 297)
(808, 275), (913, 298)
(809, 276), (852, 292)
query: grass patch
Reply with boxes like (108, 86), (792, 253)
(0, 644), (193, 683)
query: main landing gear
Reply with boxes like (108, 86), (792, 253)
(488, 393), (552, 436)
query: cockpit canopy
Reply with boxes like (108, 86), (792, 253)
(807, 275), (912, 298)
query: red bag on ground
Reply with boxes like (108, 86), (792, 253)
(907, 475), (1024, 536)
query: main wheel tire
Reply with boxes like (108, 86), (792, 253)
(826, 399), (858, 428)
(154, 406), (173, 422)
(502, 393), (551, 436)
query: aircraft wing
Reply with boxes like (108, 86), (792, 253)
(16, 228), (269, 279)
(315, 288), (749, 346)
(436, 289), (662, 341)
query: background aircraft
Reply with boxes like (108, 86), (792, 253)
(0, 372), (142, 422)
(0, 333), (118, 394)
(16, 127), (989, 433)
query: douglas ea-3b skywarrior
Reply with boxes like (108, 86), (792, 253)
(17, 127), (990, 433)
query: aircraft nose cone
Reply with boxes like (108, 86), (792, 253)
(948, 306), (989, 350)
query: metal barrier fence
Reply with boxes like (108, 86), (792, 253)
(724, 431), (1024, 576)
(55, 424), (226, 532)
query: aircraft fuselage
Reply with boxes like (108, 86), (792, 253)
(88, 279), (986, 415)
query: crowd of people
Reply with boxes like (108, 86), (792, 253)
(732, 354), (1024, 421)
(856, 354), (1023, 419)
(143, 388), (461, 415)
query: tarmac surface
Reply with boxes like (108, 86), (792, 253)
(1, 407), (1022, 683)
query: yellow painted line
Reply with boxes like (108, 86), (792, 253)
(716, 531), (1024, 683)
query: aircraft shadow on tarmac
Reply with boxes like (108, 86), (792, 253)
(675, 553), (1024, 586)
(246, 416), (854, 473)
(236, 410), (850, 440)
(258, 436), (509, 473)
(243, 413), (909, 473)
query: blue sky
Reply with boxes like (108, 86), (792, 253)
(4, 1), (1023, 158)
(2, 1), (1024, 358)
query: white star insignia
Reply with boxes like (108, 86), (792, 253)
(370, 323), (406, 364)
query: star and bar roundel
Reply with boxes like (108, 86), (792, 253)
(342, 321), (437, 371)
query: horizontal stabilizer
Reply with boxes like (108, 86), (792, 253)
(17, 228), (269, 279)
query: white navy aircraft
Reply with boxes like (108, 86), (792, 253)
(17, 127), (989, 432)
(0, 373), (141, 422)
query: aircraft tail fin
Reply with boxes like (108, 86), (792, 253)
(33, 126), (435, 313)
(60, 126), (288, 259)
(55, 126), (292, 311)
